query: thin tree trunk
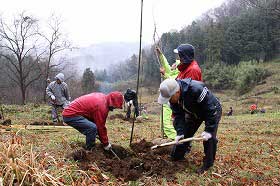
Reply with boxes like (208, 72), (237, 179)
(20, 84), (26, 105)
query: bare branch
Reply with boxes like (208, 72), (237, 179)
(0, 12), (41, 104)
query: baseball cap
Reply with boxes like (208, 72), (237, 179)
(158, 79), (180, 104)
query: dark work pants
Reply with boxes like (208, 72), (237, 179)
(63, 116), (97, 149)
(171, 105), (222, 168)
(126, 99), (139, 118)
(51, 104), (63, 121)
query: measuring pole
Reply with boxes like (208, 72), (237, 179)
(130, 0), (144, 145)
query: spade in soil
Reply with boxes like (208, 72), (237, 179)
(69, 139), (189, 181)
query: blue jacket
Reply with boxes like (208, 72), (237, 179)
(171, 78), (221, 135)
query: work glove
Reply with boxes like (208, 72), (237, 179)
(50, 95), (55, 100)
(104, 143), (112, 151)
(201, 131), (212, 141)
(175, 135), (184, 144)
(127, 100), (133, 107)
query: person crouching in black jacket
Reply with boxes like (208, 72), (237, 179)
(158, 78), (222, 174)
(124, 88), (139, 119)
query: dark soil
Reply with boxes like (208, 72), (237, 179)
(68, 139), (187, 182)
(30, 121), (49, 125)
(1, 119), (11, 126)
(108, 114), (125, 120)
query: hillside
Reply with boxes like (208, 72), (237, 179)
(0, 60), (279, 185)
(65, 42), (144, 73)
(217, 60), (280, 115)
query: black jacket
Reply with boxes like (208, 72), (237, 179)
(171, 78), (221, 135)
(124, 89), (137, 102)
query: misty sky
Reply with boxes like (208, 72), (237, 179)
(0, 0), (225, 47)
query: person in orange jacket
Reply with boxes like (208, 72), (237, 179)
(62, 91), (123, 150)
(250, 104), (257, 114)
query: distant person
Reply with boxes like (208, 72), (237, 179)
(250, 104), (257, 114)
(62, 91), (123, 150)
(46, 73), (70, 123)
(124, 88), (139, 119)
(158, 78), (222, 174)
(260, 108), (266, 114)
(227, 107), (233, 116)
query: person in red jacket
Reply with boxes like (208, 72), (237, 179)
(62, 91), (123, 151)
(171, 43), (203, 161)
(174, 43), (202, 81)
(250, 104), (257, 114)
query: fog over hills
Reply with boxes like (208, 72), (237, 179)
(66, 42), (144, 74)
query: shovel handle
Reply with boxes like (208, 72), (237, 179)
(151, 137), (204, 150)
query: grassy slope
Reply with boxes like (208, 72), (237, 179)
(0, 60), (279, 185)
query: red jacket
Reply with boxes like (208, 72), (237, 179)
(176, 60), (202, 81)
(250, 104), (257, 111)
(62, 91), (123, 145)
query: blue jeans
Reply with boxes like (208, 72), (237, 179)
(63, 116), (97, 149)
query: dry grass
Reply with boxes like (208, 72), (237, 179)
(0, 61), (279, 185)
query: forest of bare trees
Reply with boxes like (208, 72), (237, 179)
(0, 12), (74, 104)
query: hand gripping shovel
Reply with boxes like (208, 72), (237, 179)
(151, 136), (204, 150)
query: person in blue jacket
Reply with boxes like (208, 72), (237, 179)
(158, 78), (222, 174)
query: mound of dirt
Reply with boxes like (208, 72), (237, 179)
(68, 139), (187, 182)
(108, 114), (125, 120)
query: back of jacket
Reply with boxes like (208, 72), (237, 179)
(62, 93), (109, 145)
(176, 60), (202, 81)
(171, 78), (221, 134)
(124, 89), (137, 102)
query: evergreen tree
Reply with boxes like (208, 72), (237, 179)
(81, 68), (95, 94)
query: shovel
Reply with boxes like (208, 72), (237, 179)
(151, 136), (204, 150)
(110, 148), (121, 160)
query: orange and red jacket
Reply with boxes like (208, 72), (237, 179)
(176, 60), (202, 81)
(62, 91), (123, 145)
(250, 104), (257, 111)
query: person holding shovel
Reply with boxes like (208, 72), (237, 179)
(158, 78), (222, 174)
(62, 91), (123, 151)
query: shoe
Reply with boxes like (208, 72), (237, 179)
(83, 144), (95, 151)
(53, 118), (58, 123)
(136, 116), (142, 122)
(196, 165), (210, 174)
(170, 154), (185, 161)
